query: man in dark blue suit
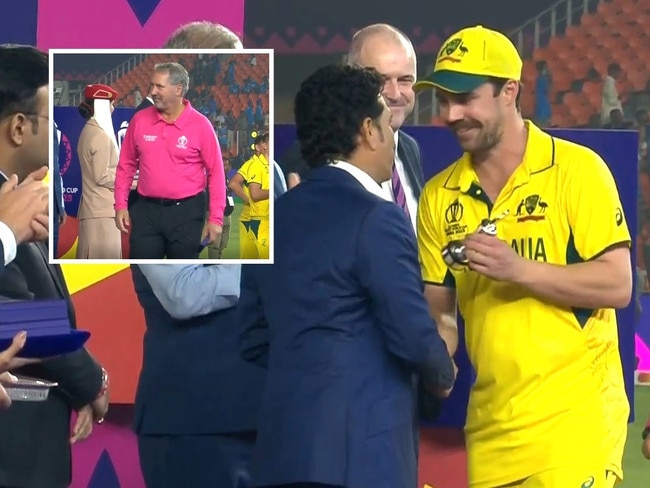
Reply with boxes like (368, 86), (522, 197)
(131, 264), (265, 488)
(239, 64), (455, 488)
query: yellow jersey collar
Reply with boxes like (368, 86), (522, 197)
(442, 120), (556, 193)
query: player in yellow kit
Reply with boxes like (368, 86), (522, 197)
(414, 25), (632, 488)
(246, 133), (270, 259)
(228, 153), (258, 258)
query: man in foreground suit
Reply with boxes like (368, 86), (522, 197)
(0, 45), (109, 488)
(131, 264), (264, 488)
(279, 24), (424, 227)
(128, 24), (264, 488)
(238, 64), (455, 488)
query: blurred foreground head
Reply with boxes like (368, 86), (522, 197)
(164, 21), (243, 49)
(0, 45), (49, 181)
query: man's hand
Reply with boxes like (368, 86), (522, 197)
(0, 173), (49, 245)
(287, 172), (301, 189)
(643, 434), (650, 460)
(203, 222), (223, 245)
(59, 212), (67, 227)
(115, 209), (130, 233)
(70, 405), (94, 444)
(0, 331), (27, 374)
(0, 372), (18, 409)
(422, 359), (458, 398)
(0, 333), (29, 410)
(92, 389), (109, 421)
(438, 359), (458, 398)
(20, 166), (48, 186)
(31, 213), (49, 243)
(464, 232), (524, 281)
(0, 331), (43, 372)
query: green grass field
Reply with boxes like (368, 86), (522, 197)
(199, 201), (243, 259)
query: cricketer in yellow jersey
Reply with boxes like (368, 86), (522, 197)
(228, 154), (259, 258)
(414, 25), (632, 488)
(246, 133), (270, 259)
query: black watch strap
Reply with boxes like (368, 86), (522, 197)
(643, 426), (650, 440)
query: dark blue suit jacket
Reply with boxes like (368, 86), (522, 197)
(131, 265), (265, 435)
(239, 166), (454, 488)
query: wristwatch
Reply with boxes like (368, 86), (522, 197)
(94, 367), (109, 424)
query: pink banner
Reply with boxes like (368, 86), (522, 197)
(37, 0), (244, 49)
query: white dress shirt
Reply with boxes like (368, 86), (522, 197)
(273, 160), (287, 193)
(0, 169), (18, 267)
(329, 160), (389, 201)
(138, 264), (241, 320)
(380, 131), (418, 232)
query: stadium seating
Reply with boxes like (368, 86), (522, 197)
(521, 0), (650, 126)
(110, 54), (269, 117)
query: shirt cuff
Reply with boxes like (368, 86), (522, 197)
(0, 220), (18, 266)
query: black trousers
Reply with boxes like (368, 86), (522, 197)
(128, 191), (206, 259)
(138, 432), (255, 488)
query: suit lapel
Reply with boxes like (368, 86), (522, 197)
(33, 242), (64, 295)
(32, 242), (77, 328)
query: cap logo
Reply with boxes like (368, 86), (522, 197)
(92, 89), (114, 99)
(438, 38), (469, 63)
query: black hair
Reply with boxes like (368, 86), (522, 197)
(0, 45), (48, 126)
(294, 64), (385, 167)
(78, 100), (94, 120)
(253, 132), (268, 146)
(607, 63), (621, 76)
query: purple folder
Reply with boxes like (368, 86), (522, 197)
(0, 299), (90, 358)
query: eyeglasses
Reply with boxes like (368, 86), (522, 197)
(1, 112), (49, 123)
(25, 113), (49, 121)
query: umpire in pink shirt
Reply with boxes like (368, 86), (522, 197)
(114, 62), (225, 259)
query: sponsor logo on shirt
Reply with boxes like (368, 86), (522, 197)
(177, 135), (188, 149)
(143, 134), (157, 142)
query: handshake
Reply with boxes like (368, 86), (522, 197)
(0, 166), (49, 246)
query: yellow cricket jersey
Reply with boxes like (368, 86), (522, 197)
(417, 122), (630, 487)
(237, 156), (257, 222)
(247, 154), (270, 220)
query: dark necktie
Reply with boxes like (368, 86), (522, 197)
(391, 163), (410, 220)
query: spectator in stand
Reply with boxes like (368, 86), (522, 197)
(601, 63), (624, 124)
(604, 108), (632, 129)
(637, 80), (650, 111)
(254, 99), (265, 127)
(245, 100), (254, 127)
(225, 60), (236, 84)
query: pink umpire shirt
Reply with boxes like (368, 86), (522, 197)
(114, 99), (225, 225)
